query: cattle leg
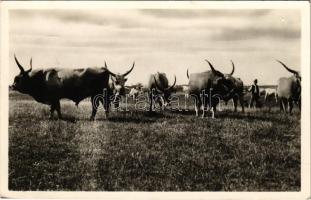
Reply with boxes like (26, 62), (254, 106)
(55, 101), (62, 119)
(49, 104), (55, 119)
(158, 96), (165, 111)
(90, 95), (98, 120)
(158, 100), (163, 111)
(239, 95), (245, 113)
(195, 99), (202, 117)
(202, 90), (211, 118)
(113, 99), (120, 110)
(103, 95), (110, 119)
(282, 98), (288, 113)
(289, 100), (293, 115)
(275, 94), (278, 104)
(298, 99), (301, 111)
(149, 92), (153, 112)
(233, 96), (238, 112)
(202, 98), (207, 118)
(264, 96), (269, 112)
(212, 104), (217, 119)
(195, 102), (199, 117)
(268, 103), (271, 112)
(106, 100), (110, 118)
(184, 94), (189, 104)
(279, 99), (284, 112)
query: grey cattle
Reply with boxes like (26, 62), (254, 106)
(276, 60), (301, 114)
(106, 62), (135, 110)
(129, 88), (140, 98)
(10, 55), (134, 120)
(182, 85), (190, 101)
(220, 61), (245, 113)
(147, 72), (176, 112)
(261, 88), (278, 111)
(187, 60), (229, 118)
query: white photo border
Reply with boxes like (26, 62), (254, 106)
(0, 1), (310, 199)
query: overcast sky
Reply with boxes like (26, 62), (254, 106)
(9, 9), (300, 86)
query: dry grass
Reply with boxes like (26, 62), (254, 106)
(9, 91), (300, 191)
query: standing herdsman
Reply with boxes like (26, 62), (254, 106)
(249, 79), (260, 108)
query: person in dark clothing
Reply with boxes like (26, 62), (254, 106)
(249, 79), (260, 108)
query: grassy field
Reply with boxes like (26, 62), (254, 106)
(9, 91), (301, 191)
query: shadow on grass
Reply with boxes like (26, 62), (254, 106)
(38, 111), (165, 123)
(166, 109), (275, 122)
(48, 115), (77, 123)
(165, 109), (197, 116)
(165, 108), (299, 125)
(216, 110), (299, 125)
(61, 116), (77, 123)
(142, 111), (165, 118)
(106, 111), (165, 123)
(216, 112), (271, 121)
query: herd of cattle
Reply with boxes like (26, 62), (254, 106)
(10, 55), (301, 119)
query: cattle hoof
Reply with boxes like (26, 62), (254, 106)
(90, 116), (95, 121)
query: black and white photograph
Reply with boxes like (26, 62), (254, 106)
(0, 1), (310, 199)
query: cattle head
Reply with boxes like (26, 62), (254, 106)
(204, 60), (228, 92)
(224, 60), (235, 77)
(105, 61), (135, 98)
(10, 55), (33, 93)
(222, 60), (238, 91)
(153, 74), (177, 107)
(277, 60), (301, 101)
(277, 60), (301, 81)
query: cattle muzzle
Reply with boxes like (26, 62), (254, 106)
(9, 84), (17, 90)
(119, 88), (126, 96)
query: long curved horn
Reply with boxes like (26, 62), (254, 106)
(153, 75), (164, 92)
(167, 75), (176, 91)
(122, 62), (135, 77)
(104, 61), (116, 77)
(205, 59), (216, 73)
(14, 54), (25, 73)
(205, 59), (224, 77)
(25, 58), (32, 73)
(229, 60), (235, 75)
(186, 69), (189, 79)
(276, 60), (298, 75)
